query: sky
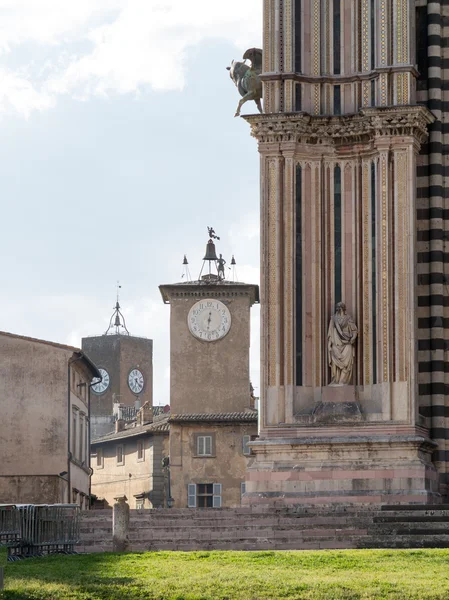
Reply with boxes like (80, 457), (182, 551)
(0, 0), (262, 405)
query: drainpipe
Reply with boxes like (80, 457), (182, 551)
(87, 379), (96, 508)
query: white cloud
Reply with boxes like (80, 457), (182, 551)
(0, 67), (55, 117)
(0, 0), (262, 114)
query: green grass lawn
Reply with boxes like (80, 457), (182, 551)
(1, 549), (449, 600)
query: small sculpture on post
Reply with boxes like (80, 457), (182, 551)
(227, 48), (263, 117)
(217, 254), (226, 280)
(327, 302), (358, 386)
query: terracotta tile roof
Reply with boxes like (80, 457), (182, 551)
(169, 410), (258, 423)
(91, 417), (170, 445)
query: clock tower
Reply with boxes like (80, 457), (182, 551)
(159, 235), (259, 508)
(82, 299), (153, 439)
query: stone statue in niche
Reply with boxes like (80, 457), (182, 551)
(327, 302), (358, 385)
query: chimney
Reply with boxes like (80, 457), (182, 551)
(115, 419), (126, 433)
(138, 401), (153, 425)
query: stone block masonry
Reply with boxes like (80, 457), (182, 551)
(78, 504), (449, 552)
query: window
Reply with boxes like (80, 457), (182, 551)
(72, 488), (78, 504)
(79, 413), (84, 462)
(196, 435), (213, 456)
(116, 445), (124, 465)
(85, 419), (89, 463)
(96, 448), (104, 469)
(188, 483), (222, 508)
(242, 435), (251, 456)
(137, 440), (145, 462)
(241, 482), (246, 502)
(71, 409), (78, 457)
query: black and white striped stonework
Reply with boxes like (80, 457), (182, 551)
(416, 0), (449, 487)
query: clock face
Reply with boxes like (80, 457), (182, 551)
(92, 368), (110, 395)
(188, 299), (231, 342)
(128, 369), (144, 394)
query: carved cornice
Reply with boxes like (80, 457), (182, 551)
(244, 106), (435, 147)
(260, 64), (419, 85)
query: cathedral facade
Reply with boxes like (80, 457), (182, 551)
(244, 0), (449, 503)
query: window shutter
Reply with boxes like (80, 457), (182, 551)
(197, 436), (204, 455)
(205, 436), (212, 455)
(241, 482), (246, 498)
(213, 483), (222, 508)
(242, 435), (251, 455)
(188, 484), (196, 508)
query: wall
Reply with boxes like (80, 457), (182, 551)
(91, 433), (168, 508)
(169, 422), (257, 508)
(0, 475), (66, 504)
(164, 285), (256, 415)
(0, 333), (91, 504)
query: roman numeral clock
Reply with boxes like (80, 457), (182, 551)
(188, 300), (231, 342)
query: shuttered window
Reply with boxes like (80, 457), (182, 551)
(213, 483), (222, 508)
(197, 435), (213, 456)
(241, 482), (246, 501)
(188, 484), (197, 508)
(188, 483), (222, 508)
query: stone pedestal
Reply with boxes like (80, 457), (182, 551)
(245, 429), (440, 505)
(112, 495), (129, 552)
(312, 385), (362, 423)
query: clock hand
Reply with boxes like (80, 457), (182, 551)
(207, 312), (212, 330)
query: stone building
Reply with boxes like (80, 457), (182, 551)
(242, 0), (449, 504)
(0, 331), (99, 506)
(82, 299), (153, 440)
(90, 403), (169, 509)
(160, 241), (259, 508)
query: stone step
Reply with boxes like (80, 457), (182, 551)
(361, 535), (449, 549)
(127, 516), (372, 528)
(130, 535), (364, 552)
(125, 523), (370, 536)
(373, 515), (449, 523)
(380, 504), (449, 512)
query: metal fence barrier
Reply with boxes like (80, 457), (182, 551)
(0, 504), (80, 561)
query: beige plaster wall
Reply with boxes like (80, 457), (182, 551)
(0, 475), (67, 504)
(169, 422), (257, 508)
(0, 333), (91, 503)
(169, 293), (253, 414)
(91, 433), (169, 508)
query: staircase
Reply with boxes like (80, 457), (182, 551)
(360, 504), (449, 549)
(78, 505), (449, 552)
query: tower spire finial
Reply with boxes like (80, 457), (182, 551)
(105, 282), (130, 336)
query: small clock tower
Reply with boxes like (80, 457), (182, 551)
(159, 232), (259, 508)
(82, 298), (153, 439)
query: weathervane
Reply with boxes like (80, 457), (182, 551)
(199, 227), (226, 282)
(208, 226), (220, 241)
